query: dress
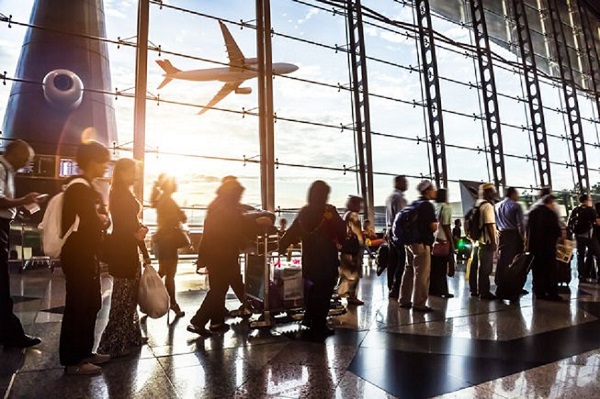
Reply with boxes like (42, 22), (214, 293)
(338, 211), (364, 299)
(98, 186), (148, 356)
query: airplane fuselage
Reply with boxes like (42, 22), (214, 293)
(165, 62), (298, 83)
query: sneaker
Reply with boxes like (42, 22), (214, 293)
(209, 323), (231, 333)
(3, 335), (42, 349)
(84, 353), (111, 365)
(65, 362), (102, 376)
(187, 324), (212, 337)
(347, 298), (364, 306)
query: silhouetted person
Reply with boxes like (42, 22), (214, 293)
(98, 158), (149, 357)
(188, 178), (272, 336)
(385, 175), (408, 299)
(0, 140), (45, 349)
(60, 141), (111, 375)
(338, 195), (364, 305)
(279, 180), (346, 339)
(528, 195), (563, 301)
(151, 174), (187, 318)
(494, 187), (524, 299)
(568, 194), (597, 282)
(430, 188), (454, 298)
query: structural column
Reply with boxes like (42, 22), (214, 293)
(575, 0), (600, 131)
(414, 0), (448, 189)
(347, 0), (375, 221)
(133, 0), (150, 203)
(509, 0), (552, 189)
(256, 0), (275, 211)
(546, 0), (590, 193)
(468, 0), (506, 191)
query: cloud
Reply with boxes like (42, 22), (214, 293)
(297, 9), (319, 25)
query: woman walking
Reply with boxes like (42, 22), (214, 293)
(338, 195), (365, 305)
(98, 158), (150, 357)
(279, 180), (346, 340)
(151, 174), (187, 318)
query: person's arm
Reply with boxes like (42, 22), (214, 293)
(348, 212), (364, 245)
(138, 240), (151, 264)
(516, 203), (525, 239)
(483, 203), (497, 250)
(279, 217), (302, 254)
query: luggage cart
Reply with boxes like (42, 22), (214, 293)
(245, 233), (304, 329)
(245, 233), (346, 329)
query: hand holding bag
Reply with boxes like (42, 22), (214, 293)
(432, 240), (450, 257)
(138, 265), (170, 318)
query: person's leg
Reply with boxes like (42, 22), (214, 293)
(59, 256), (101, 366)
(478, 245), (493, 296)
(399, 246), (415, 306)
(496, 231), (519, 295)
(576, 238), (588, 280)
(390, 245), (406, 298)
(0, 218), (25, 343)
(387, 243), (399, 292)
(310, 277), (336, 333)
(469, 245), (480, 295)
(546, 256), (560, 298)
(530, 255), (544, 298)
(413, 244), (431, 308)
(190, 267), (228, 328)
(429, 254), (444, 296)
(98, 277), (129, 356)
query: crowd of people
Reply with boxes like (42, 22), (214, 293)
(0, 139), (598, 376)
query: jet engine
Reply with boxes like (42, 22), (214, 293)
(235, 87), (252, 94)
(42, 69), (84, 110)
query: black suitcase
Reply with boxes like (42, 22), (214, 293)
(557, 260), (572, 285)
(498, 252), (534, 300)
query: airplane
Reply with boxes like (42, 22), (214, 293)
(156, 20), (299, 115)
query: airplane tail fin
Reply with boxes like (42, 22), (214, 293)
(156, 60), (180, 89)
(156, 59), (180, 75)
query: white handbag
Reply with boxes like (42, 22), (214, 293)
(138, 265), (170, 318)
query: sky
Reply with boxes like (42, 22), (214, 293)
(0, 0), (598, 219)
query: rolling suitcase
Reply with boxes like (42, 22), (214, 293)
(556, 261), (572, 285)
(498, 252), (534, 300)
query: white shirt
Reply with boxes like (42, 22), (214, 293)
(0, 156), (16, 219)
(435, 202), (452, 241)
(477, 199), (496, 245)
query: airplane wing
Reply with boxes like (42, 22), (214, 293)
(197, 81), (241, 115)
(218, 20), (245, 69)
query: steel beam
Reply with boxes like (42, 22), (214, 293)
(468, 0), (506, 191)
(576, 0), (600, 125)
(509, 0), (552, 189)
(347, 0), (375, 221)
(546, 0), (590, 193)
(414, 0), (448, 189)
(133, 0), (149, 204)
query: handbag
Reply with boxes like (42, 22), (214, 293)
(138, 265), (170, 318)
(432, 240), (450, 257)
(153, 225), (191, 249)
(341, 233), (360, 255)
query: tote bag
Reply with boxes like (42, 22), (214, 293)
(138, 265), (170, 318)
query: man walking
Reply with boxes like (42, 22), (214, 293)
(385, 175), (408, 299)
(567, 194), (597, 283)
(0, 140), (45, 348)
(494, 187), (524, 299)
(474, 183), (498, 300)
(398, 180), (437, 312)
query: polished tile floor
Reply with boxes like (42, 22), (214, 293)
(2, 258), (600, 399)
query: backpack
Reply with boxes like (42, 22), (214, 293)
(568, 206), (590, 236)
(464, 201), (486, 241)
(392, 200), (422, 245)
(39, 178), (90, 258)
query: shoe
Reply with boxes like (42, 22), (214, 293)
(209, 323), (231, 333)
(84, 353), (111, 365)
(399, 302), (412, 309)
(3, 335), (42, 349)
(347, 298), (364, 306)
(441, 293), (454, 299)
(65, 362), (102, 376)
(470, 292), (479, 297)
(521, 289), (529, 295)
(480, 293), (498, 300)
(413, 306), (434, 312)
(170, 304), (185, 318)
(187, 324), (212, 337)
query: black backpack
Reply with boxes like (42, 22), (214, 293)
(568, 206), (591, 236)
(392, 200), (422, 245)
(464, 201), (486, 241)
